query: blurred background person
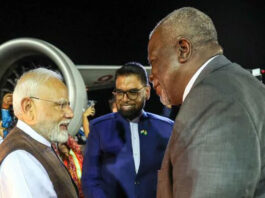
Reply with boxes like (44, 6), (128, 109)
(1, 93), (13, 138)
(82, 101), (96, 138)
(0, 122), (4, 143)
(73, 100), (96, 147)
(54, 136), (85, 198)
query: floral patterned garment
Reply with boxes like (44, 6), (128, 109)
(52, 135), (84, 198)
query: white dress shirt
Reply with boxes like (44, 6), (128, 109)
(129, 117), (140, 174)
(0, 120), (57, 198)
(183, 56), (218, 102)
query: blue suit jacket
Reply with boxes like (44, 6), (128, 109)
(82, 111), (173, 198)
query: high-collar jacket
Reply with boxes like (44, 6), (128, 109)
(82, 111), (173, 198)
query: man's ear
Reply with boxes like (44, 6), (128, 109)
(176, 38), (192, 63)
(20, 97), (36, 124)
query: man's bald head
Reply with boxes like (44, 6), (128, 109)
(148, 7), (223, 105)
(150, 7), (220, 50)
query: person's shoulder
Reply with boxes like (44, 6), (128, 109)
(90, 112), (116, 126)
(0, 149), (55, 197)
(146, 112), (174, 126)
(2, 150), (42, 168)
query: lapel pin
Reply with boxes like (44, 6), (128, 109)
(140, 129), (148, 136)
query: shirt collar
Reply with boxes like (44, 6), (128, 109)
(182, 55), (218, 102)
(130, 116), (140, 123)
(16, 120), (51, 147)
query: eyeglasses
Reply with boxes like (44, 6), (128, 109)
(112, 87), (146, 100)
(30, 96), (70, 110)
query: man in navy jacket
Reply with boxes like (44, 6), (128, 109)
(82, 62), (173, 198)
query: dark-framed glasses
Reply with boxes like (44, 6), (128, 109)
(30, 96), (70, 110)
(112, 86), (146, 100)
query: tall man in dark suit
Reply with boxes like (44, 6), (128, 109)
(148, 7), (265, 198)
(82, 62), (173, 198)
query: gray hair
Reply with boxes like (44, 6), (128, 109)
(13, 68), (63, 117)
(151, 7), (219, 48)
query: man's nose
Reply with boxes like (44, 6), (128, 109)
(64, 105), (74, 119)
(122, 93), (130, 101)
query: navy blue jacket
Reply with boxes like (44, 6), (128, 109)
(82, 111), (173, 198)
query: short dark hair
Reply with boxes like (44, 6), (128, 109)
(115, 62), (149, 85)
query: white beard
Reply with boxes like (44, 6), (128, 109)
(37, 120), (70, 143)
(49, 125), (69, 143)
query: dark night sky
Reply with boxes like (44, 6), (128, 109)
(0, 0), (264, 69)
(0, 0), (264, 117)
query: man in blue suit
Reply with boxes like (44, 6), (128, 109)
(82, 62), (173, 198)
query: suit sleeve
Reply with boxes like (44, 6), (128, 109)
(82, 123), (106, 198)
(171, 84), (260, 197)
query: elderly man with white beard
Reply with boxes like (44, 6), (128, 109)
(0, 68), (78, 198)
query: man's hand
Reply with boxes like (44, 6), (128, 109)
(83, 106), (95, 118)
(2, 93), (13, 109)
(82, 106), (96, 138)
